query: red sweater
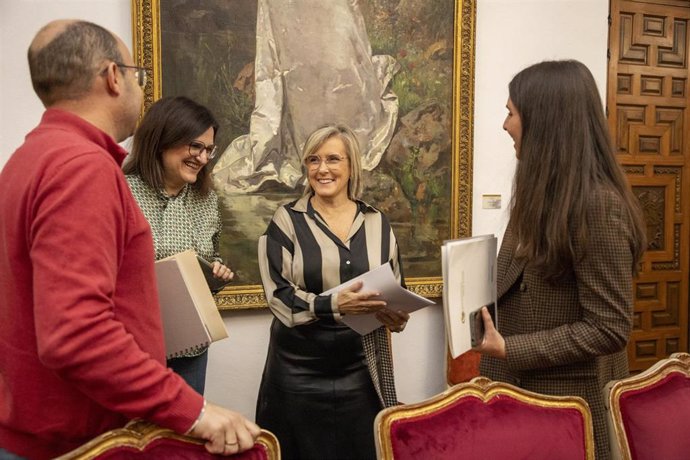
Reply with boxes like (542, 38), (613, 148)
(0, 109), (203, 459)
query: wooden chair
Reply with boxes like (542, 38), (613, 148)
(55, 420), (280, 460)
(375, 376), (594, 460)
(604, 352), (690, 460)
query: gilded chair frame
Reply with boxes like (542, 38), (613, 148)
(375, 376), (595, 460)
(55, 420), (280, 460)
(604, 352), (690, 460)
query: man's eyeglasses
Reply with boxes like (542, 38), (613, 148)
(189, 141), (218, 160)
(114, 62), (147, 88)
(305, 154), (347, 170)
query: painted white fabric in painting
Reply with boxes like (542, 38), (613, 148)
(213, 0), (399, 194)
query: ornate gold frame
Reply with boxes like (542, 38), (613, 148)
(131, 0), (475, 310)
(55, 420), (281, 459)
(375, 376), (596, 460)
(604, 352), (690, 460)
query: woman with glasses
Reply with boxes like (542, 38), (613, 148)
(256, 124), (409, 460)
(123, 96), (233, 394)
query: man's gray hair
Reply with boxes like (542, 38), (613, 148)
(28, 21), (123, 106)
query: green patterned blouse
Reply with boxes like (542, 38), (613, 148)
(126, 174), (223, 357)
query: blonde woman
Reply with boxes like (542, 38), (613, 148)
(257, 124), (409, 460)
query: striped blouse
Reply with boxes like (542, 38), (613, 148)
(258, 194), (402, 406)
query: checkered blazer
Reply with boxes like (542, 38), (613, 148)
(480, 187), (636, 459)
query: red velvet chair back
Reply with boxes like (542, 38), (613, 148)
(604, 352), (690, 460)
(55, 420), (280, 460)
(375, 377), (594, 460)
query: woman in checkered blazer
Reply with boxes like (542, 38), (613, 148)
(476, 60), (647, 459)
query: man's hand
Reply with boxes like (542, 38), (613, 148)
(189, 402), (261, 455)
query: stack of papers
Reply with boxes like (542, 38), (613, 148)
(442, 235), (497, 358)
(322, 263), (435, 335)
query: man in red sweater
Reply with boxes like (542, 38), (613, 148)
(0, 20), (259, 460)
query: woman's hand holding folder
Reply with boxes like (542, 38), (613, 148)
(473, 305), (506, 359)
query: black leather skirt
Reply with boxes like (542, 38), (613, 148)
(256, 317), (381, 460)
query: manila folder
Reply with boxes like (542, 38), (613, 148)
(155, 250), (228, 359)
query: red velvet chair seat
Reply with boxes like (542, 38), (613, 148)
(376, 377), (594, 460)
(605, 352), (690, 460)
(94, 438), (271, 460)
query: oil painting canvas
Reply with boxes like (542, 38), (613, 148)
(133, 0), (475, 309)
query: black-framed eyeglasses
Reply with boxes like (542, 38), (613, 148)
(114, 62), (147, 87)
(189, 140), (218, 160)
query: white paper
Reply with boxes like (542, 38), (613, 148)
(443, 235), (497, 358)
(322, 264), (435, 335)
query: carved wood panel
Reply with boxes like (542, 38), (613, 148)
(609, 0), (690, 371)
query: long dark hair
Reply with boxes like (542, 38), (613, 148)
(123, 96), (219, 194)
(508, 60), (646, 280)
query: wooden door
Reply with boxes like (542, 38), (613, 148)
(608, 0), (690, 371)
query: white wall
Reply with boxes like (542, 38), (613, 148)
(0, 1), (133, 164)
(0, 0), (608, 420)
(472, 0), (609, 241)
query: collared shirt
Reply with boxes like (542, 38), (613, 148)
(126, 174), (222, 357)
(125, 175), (223, 264)
(258, 194), (402, 406)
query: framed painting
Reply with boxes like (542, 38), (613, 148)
(132, 0), (475, 310)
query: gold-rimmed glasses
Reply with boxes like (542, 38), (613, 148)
(305, 154), (347, 171)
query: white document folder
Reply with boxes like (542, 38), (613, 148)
(442, 235), (497, 358)
(321, 263), (435, 335)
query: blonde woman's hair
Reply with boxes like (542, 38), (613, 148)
(301, 124), (363, 200)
